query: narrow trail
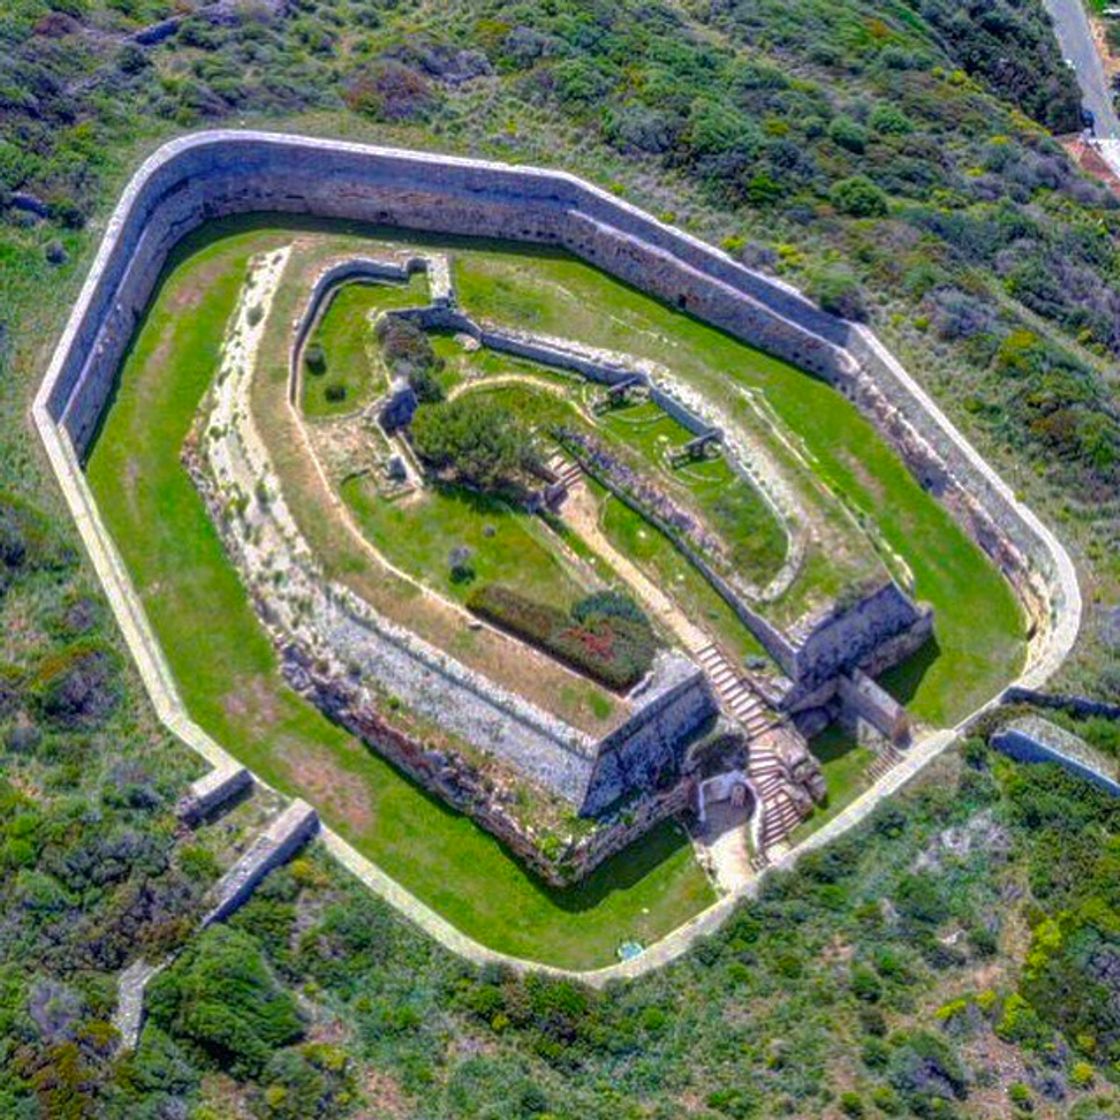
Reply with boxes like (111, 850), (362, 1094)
(560, 482), (709, 653)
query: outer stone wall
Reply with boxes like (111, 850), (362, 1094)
(39, 129), (1079, 734)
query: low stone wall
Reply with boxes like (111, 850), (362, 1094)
(113, 797), (319, 1053)
(201, 798), (319, 926)
(175, 763), (252, 825)
(991, 716), (1120, 796)
(288, 255), (415, 403)
(1001, 686), (1120, 721)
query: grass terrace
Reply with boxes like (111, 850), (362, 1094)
(302, 274), (427, 418)
(341, 477), (592, 607)
(86, 219), (715, 968)
(452, 245), (1026, 724)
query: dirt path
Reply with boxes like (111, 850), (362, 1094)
(696, 799), (754, 894)
(561, 484), (708, 653)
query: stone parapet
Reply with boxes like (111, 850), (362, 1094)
(991, 716), (1120, 796)
(201, 798), (319, 927)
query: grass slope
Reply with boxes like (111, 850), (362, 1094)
(85, 225), (714, 970)
(342, 477), (590, 607)
(454, 247), (1026, 725)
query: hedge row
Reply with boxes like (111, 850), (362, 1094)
(467, 584), (656, 692)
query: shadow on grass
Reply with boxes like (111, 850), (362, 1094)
(353, 731), (692, 917)
(877, 633), (941, 708)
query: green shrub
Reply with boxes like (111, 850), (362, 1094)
(830, 176), (889, 218)
(374, 315), (444, 402)
(411, 398), (538, 491)
(146, 926), (303, 1078)
(466, 584), (657, 691)
(829, 116), (868, 153)
(303, 341), (326, 374)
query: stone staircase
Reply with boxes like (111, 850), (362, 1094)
(747, 738), (805, 860)
(866, 742), (904, 784)
(693, 642), (810, 863)
(546, 450), (584, 491)
(694, 643), (772, 739)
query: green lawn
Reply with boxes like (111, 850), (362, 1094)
(303, 276), (425, 417)
(341, 476), (590, 606)
(86, 222), (715, 970)
(790, 726), (875, 842)
(454, 248), (1026, 725)
(599, 485), (768, 663)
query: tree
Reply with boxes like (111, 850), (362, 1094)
(410, 398), (538, 491)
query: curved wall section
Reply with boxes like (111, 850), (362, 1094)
(36, 129), (1079, 697)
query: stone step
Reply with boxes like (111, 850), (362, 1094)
(730, 698), (764, 716)
(750, 763), (784, 780)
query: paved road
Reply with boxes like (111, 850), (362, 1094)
(1043, 0), (1120, 138)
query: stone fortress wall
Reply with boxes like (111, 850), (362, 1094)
(40, 131), (1078, 702)
(180, 243), (717, 837)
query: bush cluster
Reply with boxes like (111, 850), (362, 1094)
(466, 584), (656, 691)
(374, 315), (444, 403)
(411, 397), (538, 492)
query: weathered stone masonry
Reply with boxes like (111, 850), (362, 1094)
(41, 131), (1076, 699)
(31, 129), (1081, 976)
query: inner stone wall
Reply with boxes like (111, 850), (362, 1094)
(41, 131), (1078, 696)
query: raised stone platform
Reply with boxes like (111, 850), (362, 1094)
(991, 716), (1120, 795)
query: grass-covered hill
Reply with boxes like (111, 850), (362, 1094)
(2, 0), (1120, 1116)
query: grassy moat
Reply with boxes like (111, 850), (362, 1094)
(86, 215), (1026, 966)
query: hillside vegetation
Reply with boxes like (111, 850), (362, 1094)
(1, 0), (1120, 1116)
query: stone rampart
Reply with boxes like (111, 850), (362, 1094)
(788, 583), (934, 696)
(40, 133), (1076, 708)
(991, 717), (1120, 796)
(288, 648), (696, 885)
(585, 654), (718, 816)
